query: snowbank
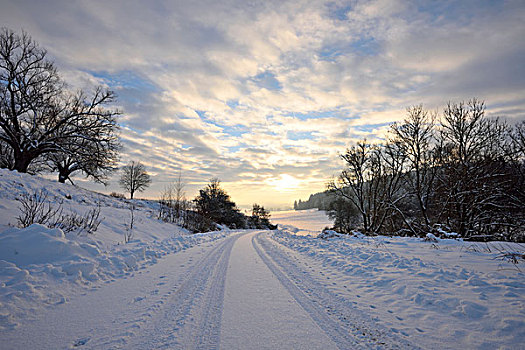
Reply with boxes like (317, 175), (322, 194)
(0, 224), (100, 267)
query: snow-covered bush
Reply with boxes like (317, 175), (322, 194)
(109, 192), (126, 199)
(317, 229), (342, 240)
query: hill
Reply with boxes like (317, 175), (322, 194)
(0, 169), (230, 330)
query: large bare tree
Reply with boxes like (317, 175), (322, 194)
(328, 140), (405, 233)
(435, 99), (514, 237)
(45, 91), (121, 184)
(0, 28), (120, 175)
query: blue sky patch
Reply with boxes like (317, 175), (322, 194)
(226, 99), (240, 109)
(252, 71), (282, 91)
(326, 3), (352, 21)
(287, 131), (314, 141)
(285, 110), (348, 120)
(88, 70), (159, 92)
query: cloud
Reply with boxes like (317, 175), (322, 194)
(1, 0), (524, 207)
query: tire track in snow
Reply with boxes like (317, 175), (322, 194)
(93, 232), (242, 350)
(135, 232), (240, 350)
(253, 232), (418, 350)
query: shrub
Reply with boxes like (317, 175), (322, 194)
(17, 189), (102, 234)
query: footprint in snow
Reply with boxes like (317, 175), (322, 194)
(72, 337), (90, 347)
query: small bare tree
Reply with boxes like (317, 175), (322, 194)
(119, 161), (151, 199)
(125, 203), (135, 243)
(158, 172), (190, 226)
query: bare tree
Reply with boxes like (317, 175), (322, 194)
(328, 140), (404, 233)
(511, 121), (525, 157)
(389, 105), (437, 231)
(119, 161), (151, 199)
(158, 184), (175, 222)
(158, 172), (187, 223)
(326, 100), (523, 240)
(0, 140), (13, 169)
(0, 28), (120, 174)
(173, 171), (186, 220)
(46, 112), (121, 184)
(435, 99), (514, 237)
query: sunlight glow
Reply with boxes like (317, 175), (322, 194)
(266, 174), (302, 192)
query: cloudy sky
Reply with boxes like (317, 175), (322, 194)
(2, 0), (525, 208)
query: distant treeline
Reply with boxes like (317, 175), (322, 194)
(294, 191), (335, 211)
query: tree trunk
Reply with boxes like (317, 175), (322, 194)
(13, 153), (32, 173)
(57, 164), (72, 184)
(58, 172), (68, 183)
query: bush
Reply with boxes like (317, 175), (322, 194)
(16, 190), (61, 228)
(17, 189), (102, 234)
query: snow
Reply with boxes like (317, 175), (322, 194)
(271, 209), (333, 235)
(1, 168), (524, 349)
(271, 228), (525, 349)
(0, 169), (230, 331)
(0, 224), (98, 267)
(221, 232), (338, 349)
(317, 229), (342, 239)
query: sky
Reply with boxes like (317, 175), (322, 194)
(1, 0), (525, 209)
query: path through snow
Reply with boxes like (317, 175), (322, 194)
(2, 230), (412, 349)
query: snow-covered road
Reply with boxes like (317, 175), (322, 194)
(2, 230), (413, 349)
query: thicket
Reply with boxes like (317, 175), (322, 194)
(328, 100), (525, 242)
(158, 178), (276, 232)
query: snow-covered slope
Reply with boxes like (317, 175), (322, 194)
(0, 169), (230, 330)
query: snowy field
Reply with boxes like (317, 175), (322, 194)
(1, 169), (524, 349)
(271, 210), (525, 348)
(271, 209), (333, 234)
